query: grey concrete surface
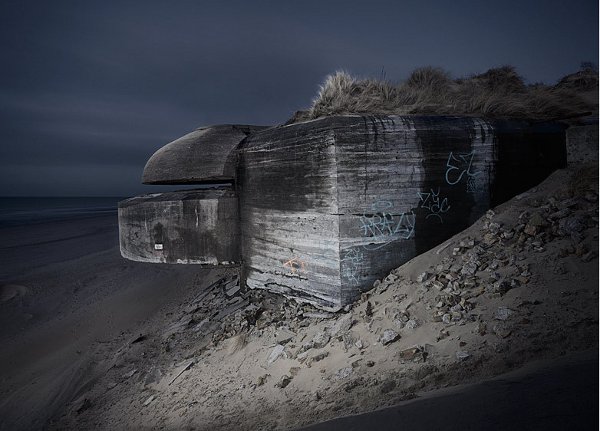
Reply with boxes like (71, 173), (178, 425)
(119, 188), (240, 265)
(238, 115), (566, 309)
(142, 124), (268, 184)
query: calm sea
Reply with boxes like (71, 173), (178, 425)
(0, 197), (125, 227)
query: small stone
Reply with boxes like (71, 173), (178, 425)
(461, 262), (478, 276)
(494, 307), (513, 321)
(330, 313), (354, 336)
(380, 329), (400, 345)
(528, 213), (547, 227)
(275, 375), (292, 388)
(485, 210), (495, 219)
(483, 233), (498, 245)
(488, 222), (501, 233)
(398, 346), (422, 361)
(366, 360), (375, 367)
(143, 395), (155, 407)
(311, 352), (329, 363)
(442, 314), (452, 324)
(523, 224), (538, 236)
(311, 332), (331, 349)
(437, 329), (450, 341)
(335, 367), (353, 380)
(275, 329), (296, 345)
(417, 272), (430, 283)
(267, 344), (286, 365)
(405, 319), (419, 330)
(493, 323), (512, 338)
(477, 322), (487, 335)
(122, 369), (137, 379)
(257, 374), (270, 386)
(456, 351), (470, 361)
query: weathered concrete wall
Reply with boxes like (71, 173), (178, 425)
(566, 125), (598, 165)
(239, 115), (566, 309)
(142, 124), (268, 184)
(335, 116), (566, 305)
(238, 120), (342, 309)
(119, 189), (240, 265)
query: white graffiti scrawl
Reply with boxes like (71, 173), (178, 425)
(341, 248), (364, 285)
(417, 187), (451, 223)
(445, 151), (482, 192)
(359, 200), (416, 250)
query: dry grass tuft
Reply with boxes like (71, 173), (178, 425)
(288, 66), (598, 124)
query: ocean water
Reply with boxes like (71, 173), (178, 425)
(0, 197), (125, 227)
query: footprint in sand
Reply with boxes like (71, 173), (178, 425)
(0, 284), (29, 303)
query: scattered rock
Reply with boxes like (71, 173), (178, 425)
(257, 374), (270, 386)
(380, 329), (400, 345)
(405, 319), (419, 330)
(494, 307), (513, 321)
(456, 351), (470, 361)
(492, 323), (512, 338)
(267, 344), (287, 365)
(275, 329), (296, 345)
(311, 332), (331, 349)
(122, 369), (137, 379)
(335, 367), (353, 380)
(417, 272), (431, 283)
(330, 313), (353, 336)
(142, 395), (155, 407)
(398, 346), (425, 362)
(275, 375), (292, 388)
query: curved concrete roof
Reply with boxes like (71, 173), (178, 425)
(142, 124), (269, 184)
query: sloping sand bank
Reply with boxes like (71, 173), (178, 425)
(47, 166), (598, 430)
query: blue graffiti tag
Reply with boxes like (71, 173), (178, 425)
(359, 201), (416, 250)
(445, 151), (482, 192)
(418, 188), (451, 223)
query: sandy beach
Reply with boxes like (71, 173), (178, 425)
(0, 165), (598, 431)
(0, 214), (217, 430)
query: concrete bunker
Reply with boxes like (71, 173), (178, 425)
(119, 124), (264, 266)
(119, 115), (567, 310)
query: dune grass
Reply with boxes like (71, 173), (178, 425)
(288, 66), (598, 123)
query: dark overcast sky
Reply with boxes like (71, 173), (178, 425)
(0, 0), (598, 196)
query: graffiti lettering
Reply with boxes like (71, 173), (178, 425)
(359, 201), (416, 250)
(418, 188), (451, 223)
(445, 151), (482, 192)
